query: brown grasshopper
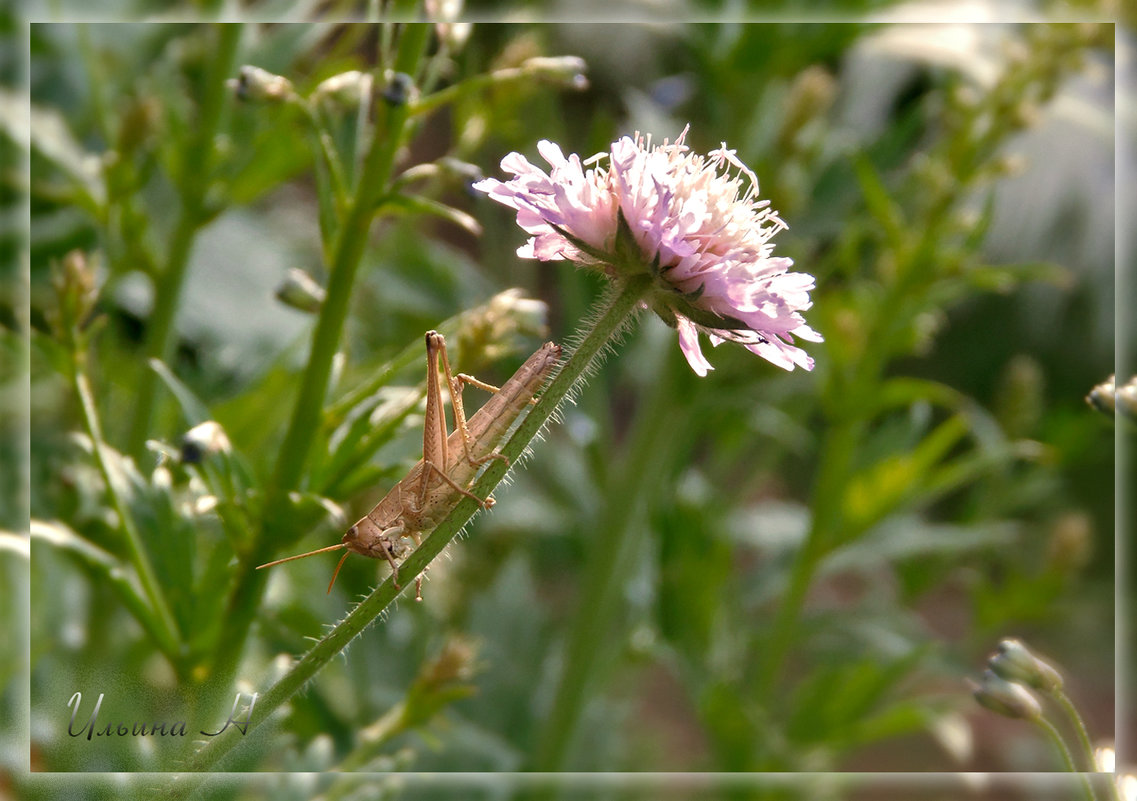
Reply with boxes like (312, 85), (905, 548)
(257, 331), (561, 599)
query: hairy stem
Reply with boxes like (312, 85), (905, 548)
(162, 277), (650, 789)
(202, 25), (431, 693)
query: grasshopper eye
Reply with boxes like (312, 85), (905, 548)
(342, 525), (358, 544)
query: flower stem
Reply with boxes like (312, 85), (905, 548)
(202, 27), (430, 693)
(126, 24), (241, 459)
(162, 276), (651, 786)
(751, 418), (861, 703)
(528, 328), (685, 775)
(1036, 716), (1099, 801)
(1053, 688), (1101, 772)
(70, 361), (181, 661)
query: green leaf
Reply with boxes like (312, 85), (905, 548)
(31, 518), (175, 654)
(149, 358), (211, 426)
(843, 415), (970, 536)
(871, 377), (968, 417)
(386, 192), (483, 237)
(821, 515), (1018, 575)
(956, 261), (1072, 295)
(851, 153), (905, 249)
(1, 90), (104, 209)
(315, 385), (422, 497)
(786, 649), (928, 751)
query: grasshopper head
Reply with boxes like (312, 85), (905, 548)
(342, 516), (407, 559)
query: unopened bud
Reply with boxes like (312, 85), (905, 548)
(310, 70), (371, 114)
(48, 250), (99, 339)
(275, 268), (326, 313)
(231, 66), (294, 103)
(1087, 374), (1115, 416)
(971, 669), (1043, 721)
(426, 0), (472, 50)
(1046, 512), (1093, 575)
(521, 56), (589, 90)
(382, 72), (416, 107)
(988, 638), (1064, 692)
(419, 636), (477, 689)
(994, 354), (1044, 438)
(181, 421), (232, 464)
(1117, 376), (1137, 422)
(116, 95), (161, 156)
(457, 289), (549, 369)
(779, 65), (836, 147)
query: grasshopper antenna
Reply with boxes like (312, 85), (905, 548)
(256, 543), (348, 571)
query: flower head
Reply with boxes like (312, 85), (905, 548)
(474, 126), (821, 375)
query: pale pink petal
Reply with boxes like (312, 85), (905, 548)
(676, 316), (714, 376)
(474, 128), (821, 375)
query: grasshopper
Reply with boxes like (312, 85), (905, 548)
(257, 331), (561, 599)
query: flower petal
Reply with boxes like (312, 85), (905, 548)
(677, 315), (714, 376)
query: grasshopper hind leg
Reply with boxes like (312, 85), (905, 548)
(411, 532), (424, 601)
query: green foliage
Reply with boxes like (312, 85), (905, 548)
(16, 14), (1117, 796)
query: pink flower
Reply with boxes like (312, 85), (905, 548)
(474, 127), (822, 375)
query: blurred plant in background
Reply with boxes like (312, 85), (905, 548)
(970, 638), (1117, 801)
(5, 6), (1123, 800)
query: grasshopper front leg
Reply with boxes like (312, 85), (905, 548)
(433, 336), (512, 471)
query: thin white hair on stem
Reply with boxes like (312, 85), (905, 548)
(560, 281), (644, 403)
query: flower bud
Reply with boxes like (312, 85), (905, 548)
(231, 65), (294, 104)
(778, 65), (836, 148)
(418, 636), (477, 689)
(381, 72), (416, 107)
(521, 56), (589, 90)
(275, 268), (326, 313)
(48, 250), (99, 340)
(456, 289), (549, 370)
(116, 95), (161, 157)
(310, 70), (371, 114)
(1117, 376), (1137, 422)
(987, 638), (1064, 692)
(994, 354), (1044, 438)
(971, 669), (1043, 721)
(1045, 512), (1093, 575)
(426, 0), (471, 50)
(1086, 374), (1115, 416)
(180, 421), (232, 464)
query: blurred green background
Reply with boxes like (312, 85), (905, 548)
(4, 9), (1128, 801)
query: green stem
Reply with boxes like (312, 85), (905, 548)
(127, 24), (241, 458)
(202, 91), (408, 686)
(1036, 717), (1099, 801)
(162, 276), (650, 787)
(70, 362), (181, 660)
(201, 23), (431, 702)
(751, 418), (861, 702)
(1054, 689), (1101, 773)
(528, 334), (684, 775)
(268, 28), (427, 503)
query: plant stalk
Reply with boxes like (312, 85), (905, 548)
(127, 24), (241, 458)
(163, 275), (651, 789)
